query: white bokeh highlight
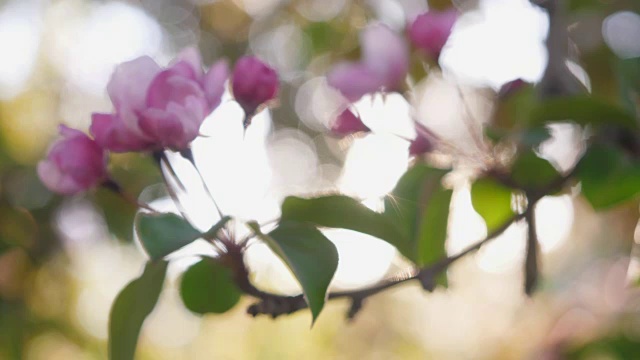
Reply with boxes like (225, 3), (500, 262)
(603, 11), (640, 59)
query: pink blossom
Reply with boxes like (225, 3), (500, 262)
(409, 123), (437, 155)
(91, 48), (229, 152)
(37, 125), (107, 195)
(327, 24), (409, 102)
(408, 9), (457, 60)
(325, 64), (381, 103)
(331, 109), (370, 136)
(231, 56), (279, 119)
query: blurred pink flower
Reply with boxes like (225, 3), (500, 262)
(409, 123), (437, 155)
(38, 125), (107, 195)
(327, 24), (409, 102)
(408, 9), (457, 60)
(331, 109), (370, 136)
(231, 56), (279, 121)
(91, 47), (229, 152)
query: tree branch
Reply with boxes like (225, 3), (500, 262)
(236, 212), (525, 319)
(524, 202), (539, 295)
(219, 165), (576, 320)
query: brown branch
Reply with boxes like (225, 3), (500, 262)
(236, 212), (525, 320)
(524, 202), (539, 295)
(195, 154), (579, 321)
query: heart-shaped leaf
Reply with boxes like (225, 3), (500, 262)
(249, 221), (338, 324)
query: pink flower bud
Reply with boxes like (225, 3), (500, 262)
(91, 47), (229, 152)
(409, 123), (437, 155)
(37, 125), (107, 195)
(327, 24), (408, 102)
(408, 9), (458, 60)
(331, 109), (370, 136)
(231, 56), (279, 118)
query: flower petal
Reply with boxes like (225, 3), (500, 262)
(90, 113), (153, 152)
(146, 72), (205, 110)
(139, 109), (188, 150)
(38, 126), (108, 195)
(37, 160), (83, 195)
(409, 123), (437, 155)
(408, 10), (457, 60)
(203, 59), (229, 111)
(327, 62), (383, 102)
(175, 47), (204, 80)
(361, 24), (409, 91)
(331, 109), (370, 135)
(107, 56), (162, 114)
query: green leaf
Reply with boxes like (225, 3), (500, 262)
(565, 333), (640, 359)
(249, 221), (338, 324)
(279, 165), (453, 275)
(616, 57), (640, 117)
(281, 195), (405, 251)
(471, 178), (514, 232)
(95, 190), (137, 242)
(577, 144), (640, 209)
(518, 126), (552, 147)
(202, 216), (232, 239)
(109, 261), (167, 360)
(528, 97), (637, 130)
(493, 84), (536, 130)
(180, 257), (242, 314)
(484, 125), (551, 148)
(511, 151), (560, 190)
(135, 213), (202, 260)
(384, 165), (452, 269)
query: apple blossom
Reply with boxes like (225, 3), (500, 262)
(38, 125), (108, 195)
(327, 24), (409, 102)
(408, 9), (457, 60)
(91, 48), (229, 152)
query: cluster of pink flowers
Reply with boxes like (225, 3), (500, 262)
(39, 8), (457, 196)
(329, 9), (458, 156)
(38, 49), (278, 195)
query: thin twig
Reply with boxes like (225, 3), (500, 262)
(158, 152), (187, 192)
(524, 202), (539, 295)
(179, 148), (226, 220)
(153, 152), (192, 221)
(241, 212), (524, 319)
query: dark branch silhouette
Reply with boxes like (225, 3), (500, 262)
(224, 168), (575, 320)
